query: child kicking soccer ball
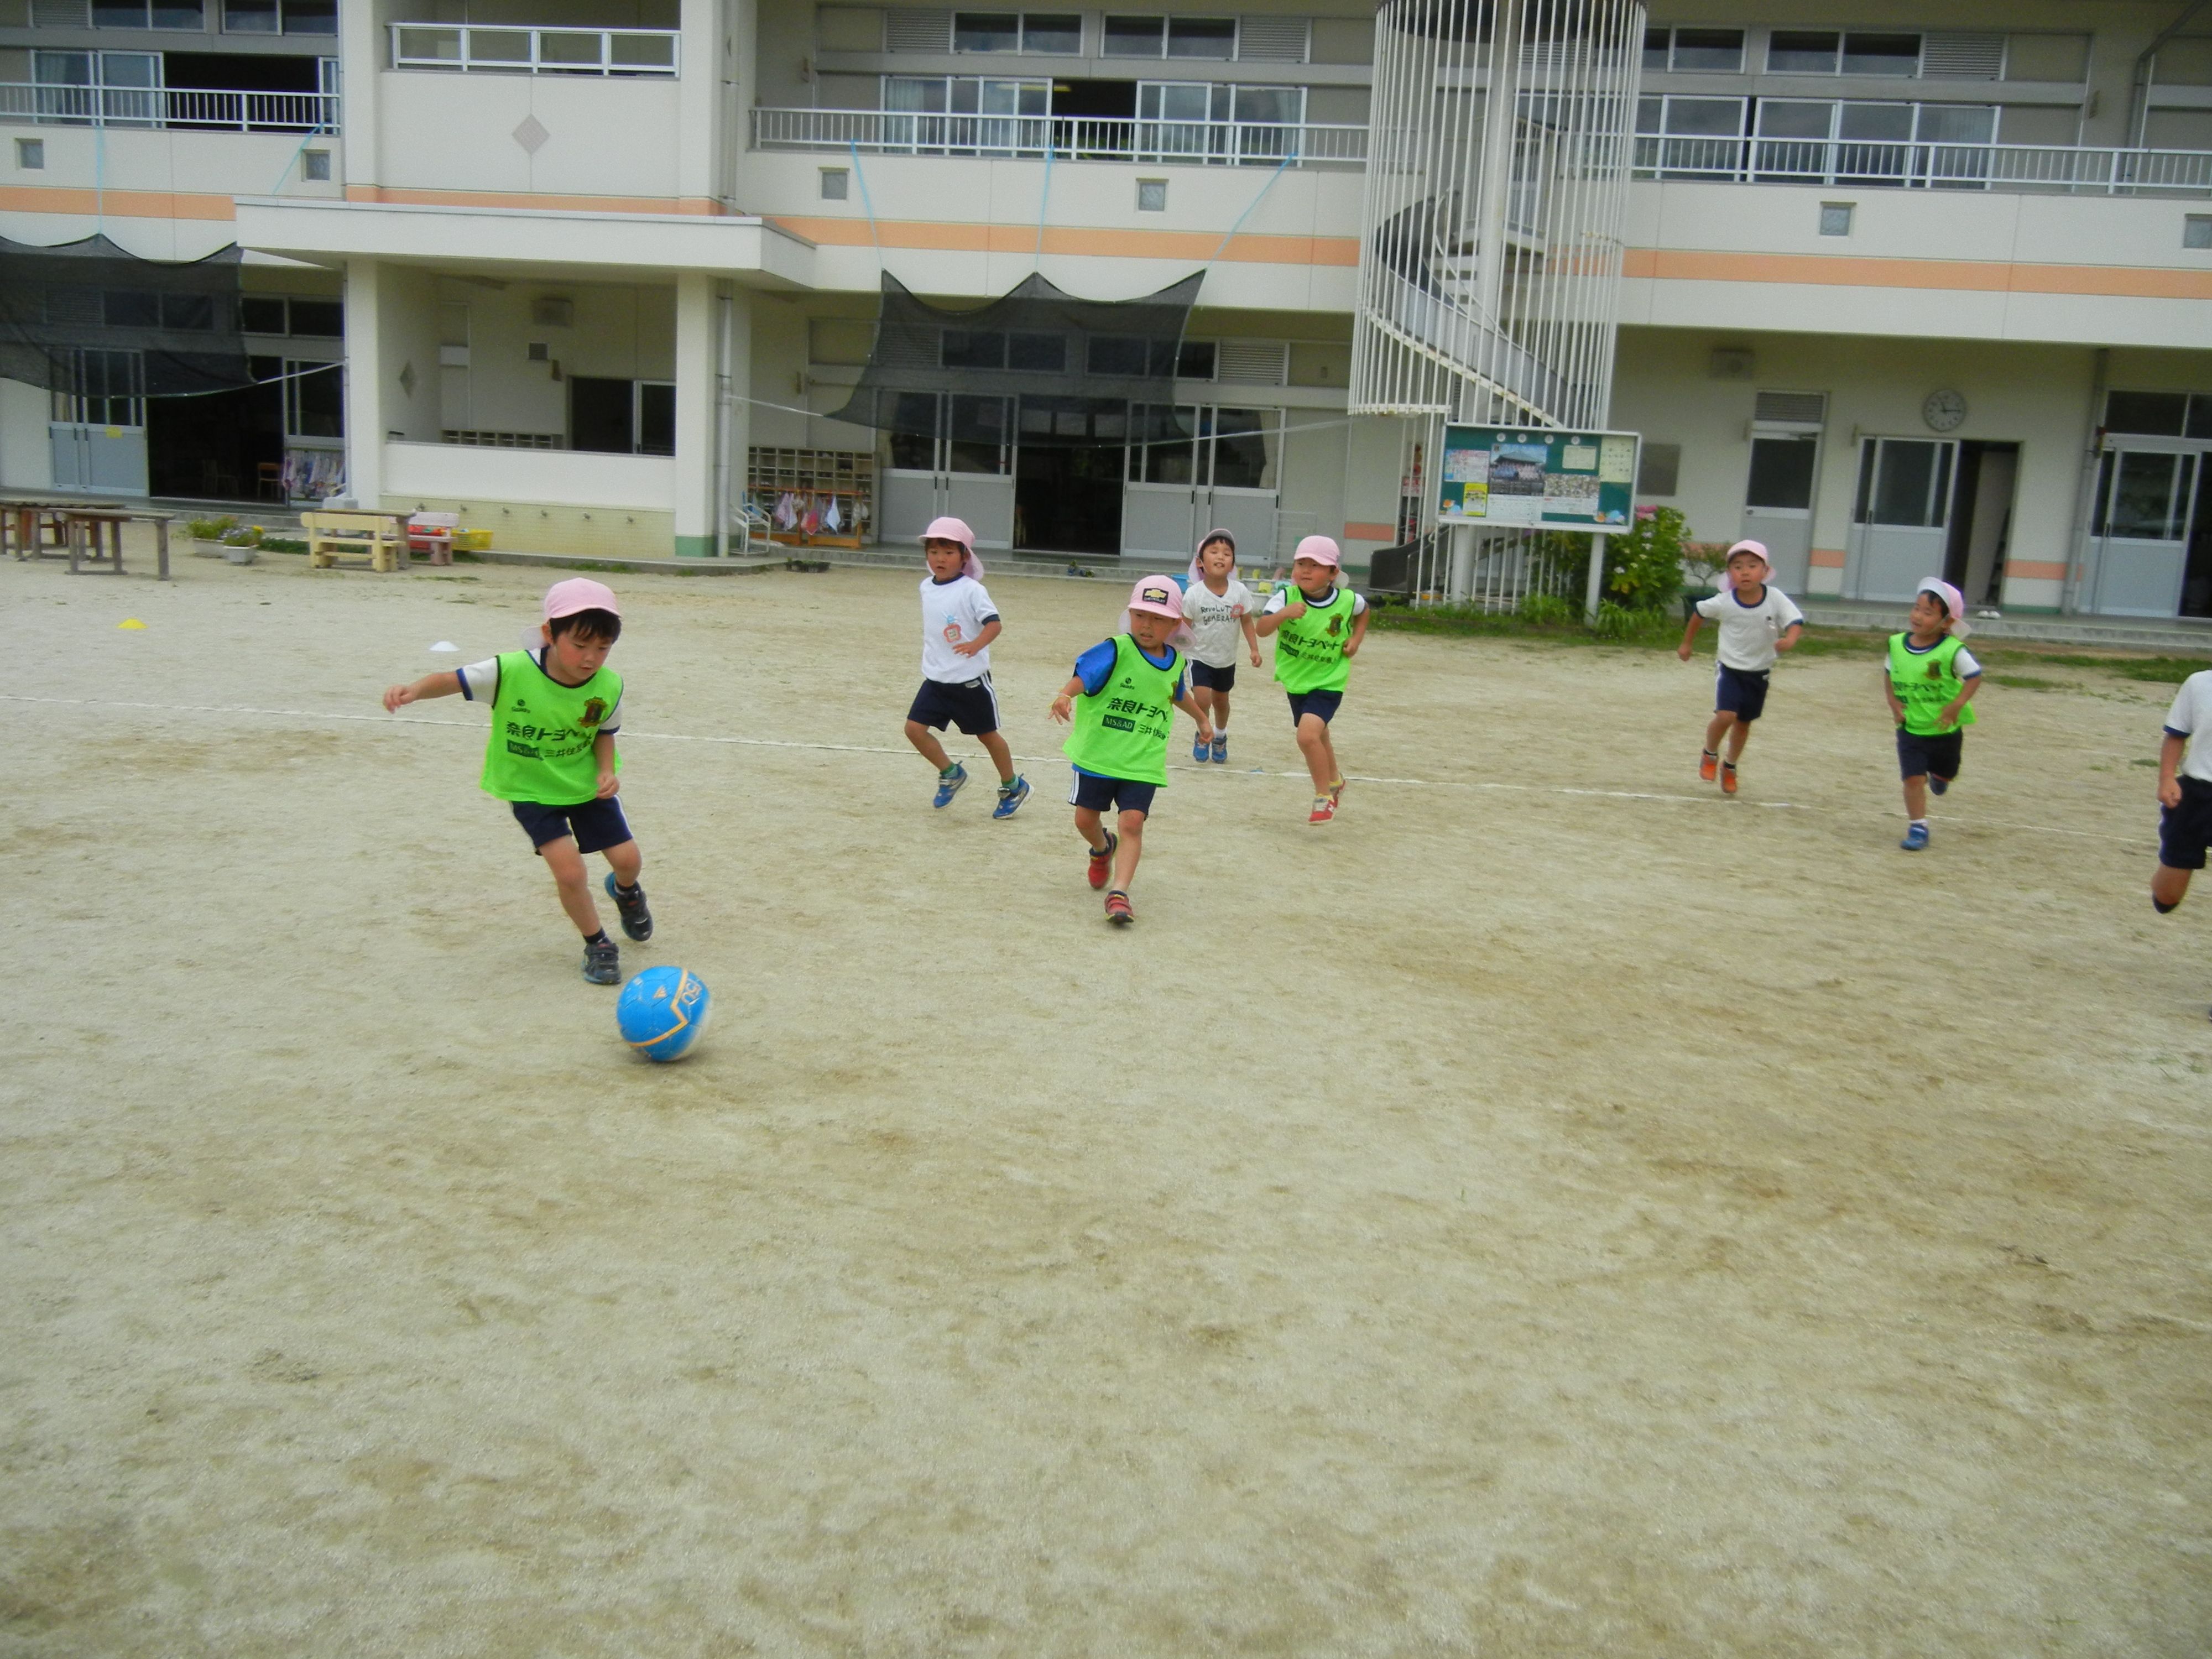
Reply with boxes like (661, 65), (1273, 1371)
(2151, 667), (2212, 1019)
(1885, 577), (1983, 852)
(904, 515), (1030, 818)
(1181, 528), (1261, 765)
(1677, 538), (1803, 794)
(382, 577), (651, 985)
(1256, 535), (1369, 824)
(1048, 575), (1213, 926)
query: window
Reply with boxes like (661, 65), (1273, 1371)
(1176, 340), (1215, 379)
(1023, 13), (1079, 53)
(2095, 451), (2198, 541)
(2104, 391), (2189, 436)
(1842, 34), (1920, 76)
(241, 295), (286, 333)
(941, 329), (1006, 369)
(953, 12), (1019, 53)
(569, 378), (669, 455)
(820, 166), (849, 200)
(223, 0), (333, 35)
(1633, 95), (1746, 179)
(1637, 443), (1681, 495)
(1007, 331), (1064, 372)
(288, 298), (341, 336)
(1662, 27), (1744, 72)
(300, 148), (330, 180)
(882, 75), (1050, 152)
(15, 138), (43, 169)
(1136, 178), (1166, 211)
(286, 358), (343, 439)
(1104, 15), (1164, 55)
(1768, 31), (1923, 76)
(1766, 31), (1840, 74)
(2187, 216), (2212, 251)
(95, 0), (205, 28)
(1104, 15), (1235, 59)
(1819, 201), (1853, 236)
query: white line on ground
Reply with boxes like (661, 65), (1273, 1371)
(5, 693), (2152, 847)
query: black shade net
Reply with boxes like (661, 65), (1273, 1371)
(0, 234), (252, 398)
(829, 270), (1204, 451)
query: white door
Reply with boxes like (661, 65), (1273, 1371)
(1123, 400), (1199, 562)
(2086, 448), (2198, 618)
(1741, 432), (1818, 594)
(48, 348), (148, 494)
(1846, 437), (1956, 602)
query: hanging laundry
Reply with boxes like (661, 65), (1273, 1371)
(822, 495), (842, 534)
(801, 495), (822, 534)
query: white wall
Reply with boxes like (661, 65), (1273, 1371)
(0, 375), (50, 492)
(384, 440), (674, 510)
(437, 279), (677, 440)
(371, 73), (687, 201)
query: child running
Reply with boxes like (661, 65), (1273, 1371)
(382, 577), (650, 985)
(903, 515), (1030, 817)
(2151, 669), (2212, 1019)
(1255, 535), (1369, 825)
(1677, 538), (1804, 794)
(1181, 527), (1261, 765)
(1885, 577), (1983, 852)
(1049, 575), (1213, 926)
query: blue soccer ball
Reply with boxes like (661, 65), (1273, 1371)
(616, 966), (712, 1063)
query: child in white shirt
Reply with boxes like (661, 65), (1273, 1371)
(1677, 539), (1804, 795)
(903, 515), (1030, 817)
(2151, 671), (2212, 966)
(1180, 528), (1261, 764)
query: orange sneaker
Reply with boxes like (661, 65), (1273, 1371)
(1699, 750), (1718, 782)
(1309, 796), (1335, 825)
(1720, 761), (1739, 795)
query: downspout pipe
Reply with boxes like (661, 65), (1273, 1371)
(714, 286), (734, 559)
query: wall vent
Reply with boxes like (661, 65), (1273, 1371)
(885, 8), (951, 53)
(1753, 390), (1828, 427)
(1215, 340), (1289, 385)
(30, 0), (91, 25)
(1238, 16), (1311, 62)
(1922, 34), (2006, 80)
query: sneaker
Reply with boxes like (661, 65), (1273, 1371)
(1087, 829), (1118, 890)
(931, 763), (967, 809)
(603, 873), (653, 941)
(1309, 796), (1335, 825)
(1329, 778), (1345, 805)
(1699, 750), (1718, 782)
(1901, 823), (1930, 852)
(1211, 735), (1227, 764)
(582, 935), (620, 984)
(1193, 732), (1211, 763)
(992, 775), (1031, 819)
(1929, 776), (1950, 796)
(1104, 889), (1134, 925)
(1720, 761), (1739, 796)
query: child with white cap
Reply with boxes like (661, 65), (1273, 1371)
(2151, 667), (2212, 1020)
(903, 515), (1030, 817)
(1048, 575), (1214, 925)
(1885, 576), (1984, 852)
(1256, 534), (1369, 825)
(1181, 527), (1261, 765)
(382, 577), (651, 985)
(1676, 539), (1804, 795)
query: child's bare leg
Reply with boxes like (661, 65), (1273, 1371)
(540, 837), (604, 936)
(1113, 809), (1145, 889)
(603, 837), (642, 888)
(1191, 686), (1217, 729)
(1296, 714), (1333, 792)
(905, 718), (952, 770)
(977, 728), (1016, 784)
(1074, 805), (1108, 852)
(1213, 688), (1231, 729)
(1703, 711), (1734, 754)
(2153, 864), (2192, 909)
(1723, 717), (1751, 763)
(1903, 775), (1928, 820)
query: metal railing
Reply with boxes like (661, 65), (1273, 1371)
(389, 24), (680, 76)
(1632, 135), (2212, 195)
(752, 107), (1367, 166)
(1, 82), (337, 132)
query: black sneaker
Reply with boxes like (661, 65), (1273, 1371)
(603, 873), (654, 941)
(582, 935), (620, 984)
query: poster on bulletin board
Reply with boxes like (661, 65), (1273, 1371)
(1437, 426), (1640, 531)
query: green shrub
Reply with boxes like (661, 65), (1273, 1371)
(1592, 602), (1675, 641)
(219, 525), (262, 547)
(1518, 592), (1577, 627)
(259, 535), (307, 554)
(187, 515), (238, 541)
(1603, 507), (1690, 612)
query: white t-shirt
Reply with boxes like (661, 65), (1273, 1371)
(456, 650), (623, 731)
(1261, 585), (1368, 620)
(1695, 585), (1804, 671)
(1181, 576), (1257, 669)
(2165, 670), (2212, 783)
(919, 573), (999, 682)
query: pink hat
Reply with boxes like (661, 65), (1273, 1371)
(1189, 527), (1237, 582)
(921, 515), (985, 581)
(544, 577), (619, 620)
(1917, 576), (1972, 637)
(1715, 539), (1771, 593)
(1292, 534), (1342, 570)
(1121, 574), (1194, 649)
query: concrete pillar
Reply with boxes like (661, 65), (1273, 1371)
(722, 286), (753, 551)
(677, 0), (722, 207)
(336, 0), (378, 192)
(672, 273), (716, 557)
(342, 256), (382, 507)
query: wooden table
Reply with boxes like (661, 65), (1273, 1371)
(3, 503), (75, 563)
(61, 509), (173, 581)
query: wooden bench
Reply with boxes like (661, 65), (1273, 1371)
(305, 510), (408, 573)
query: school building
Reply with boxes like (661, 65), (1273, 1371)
(3, 0), (2210, 617)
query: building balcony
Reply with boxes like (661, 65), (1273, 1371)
(750, 107), (1366, 168)
(387, 24), (679, 78)
(0, 81), (335, 131)
(1632, 136), (2212, 197)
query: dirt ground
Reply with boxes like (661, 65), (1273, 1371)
(5, 546), (2210, 1657)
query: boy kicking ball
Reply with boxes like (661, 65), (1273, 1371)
(2151, 666), (2212, 1018)
(904, 516), (1030, 818)
(382, 577), (651, 985)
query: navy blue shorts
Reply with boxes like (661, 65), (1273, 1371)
(1068, 768), (1157, 817)
(907, 674), (1001, 735)
(1287, 689), (1344, 726)
(2160, 776), (2212, 870)
(1715, 664), (1771, 722)
(1191, 659), (1238, 693)
(513, 796), (633, 855)
(1896, 727), (1965, 781)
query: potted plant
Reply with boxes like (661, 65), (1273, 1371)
(220, 525), (263, 565)
(187, 515), (237, 556)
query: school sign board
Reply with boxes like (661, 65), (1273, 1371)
(1437, 426), (1640, 531)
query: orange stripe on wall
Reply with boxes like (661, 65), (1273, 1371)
(2004, 560), (2069, 581)
(771, 216), (1360, 267)
(0, 184), (235, 220)
(1625, 246), (2212, 301)
(345, 186), (727, 216)
(1342, 521), (1396, 542)
(1808, 547), (1846, 568)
